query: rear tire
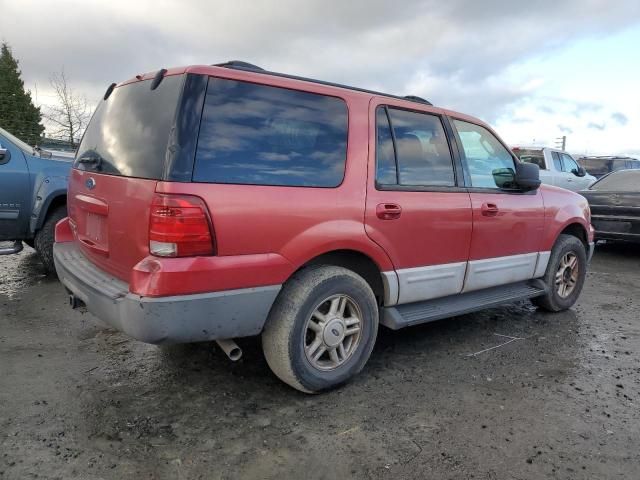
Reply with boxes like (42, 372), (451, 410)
(262, 266), (378, 393)
(34, 206), (67, 275)
(533, 234), (587, 312)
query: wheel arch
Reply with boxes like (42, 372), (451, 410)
(30, 181), (67, 235)
(294, 249), (388, 306)
(558, 222), (589, 250)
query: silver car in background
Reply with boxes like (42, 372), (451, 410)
(512, 146), (596, 192)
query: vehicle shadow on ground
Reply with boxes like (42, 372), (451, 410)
(0, 247), (56, 298)
(80, 299), (580, 427)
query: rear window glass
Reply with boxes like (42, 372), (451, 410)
(513, 149), (546, 169)
(590, 170), (640, 191)
(75, 75), (183, 179)
(193, 78), (348, 187)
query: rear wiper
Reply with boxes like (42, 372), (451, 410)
(77, 156), (100, 163)
(77, 154), (103, 169)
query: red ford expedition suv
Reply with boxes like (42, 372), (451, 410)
(54, 62), (594, 393)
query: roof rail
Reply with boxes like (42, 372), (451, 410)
(213, 60), (264, 71)
(403, 95), (432, 106)
(214, 60), (434, 107)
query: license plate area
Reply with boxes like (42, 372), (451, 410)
(78, 210), (109, 256)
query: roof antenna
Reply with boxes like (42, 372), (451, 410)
(150, 68), (168, 90)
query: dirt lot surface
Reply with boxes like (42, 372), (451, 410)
(1, 244), (639, 480)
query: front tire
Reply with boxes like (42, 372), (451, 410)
(34, 206), (67, 275)
(533, 234), (587, 312)
(262, 266), (378, 393)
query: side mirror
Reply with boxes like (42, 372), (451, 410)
(515, 162), (541, 191)
(492, 168), (517, 189)
(573, 166), (586, 177)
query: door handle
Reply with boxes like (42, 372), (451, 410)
(376, 203), (402, 220)
(481, 203), (499, 217)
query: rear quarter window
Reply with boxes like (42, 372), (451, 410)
(193, 78), (348, 187)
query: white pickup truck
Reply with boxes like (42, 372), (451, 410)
(511, 146), (596, 192)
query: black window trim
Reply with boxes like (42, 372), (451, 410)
(374, 105), (463, 192)
(191, 74), (351, 189)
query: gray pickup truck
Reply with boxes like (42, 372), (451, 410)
(0, 126), (72, 273)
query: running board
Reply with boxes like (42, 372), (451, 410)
(381, 281), (547, 330)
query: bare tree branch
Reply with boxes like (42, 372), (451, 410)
(43, 68), (91, 148)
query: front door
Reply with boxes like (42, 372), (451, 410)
(365, 101), (472, 305)
(449, 119), (545, 292)
(0, 134), (30, 241)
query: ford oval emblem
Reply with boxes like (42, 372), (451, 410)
(85, 177), (96, 190)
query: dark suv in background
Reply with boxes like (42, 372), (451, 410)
(578, 156), (640, 179)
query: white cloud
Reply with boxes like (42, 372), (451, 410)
(1, 0), (639, 154)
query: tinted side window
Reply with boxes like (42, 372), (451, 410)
(580, 158), (608, 176)
(193, 78), (348, 187)
(383, 108), (455, 186)
(552, 151), (563, 171)
(453, 120), (515, 188)
(612, 159), (627, 171)
(561, 153), (579, 173)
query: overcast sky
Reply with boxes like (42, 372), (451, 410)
(2, 0), (640, 156)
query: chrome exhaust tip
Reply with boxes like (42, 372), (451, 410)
(69, 294), (85, 310)
(215, 339), (242, 361)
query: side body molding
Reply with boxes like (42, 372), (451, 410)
(382, 251), (553, 307)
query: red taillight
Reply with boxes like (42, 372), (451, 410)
(149, 194), (215, 257)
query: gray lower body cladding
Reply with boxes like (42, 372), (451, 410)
(53, 242), (281, 344)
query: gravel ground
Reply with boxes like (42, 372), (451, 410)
(1, 243), (639, 479)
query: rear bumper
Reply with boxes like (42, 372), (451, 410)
(53, 242), (281, 344)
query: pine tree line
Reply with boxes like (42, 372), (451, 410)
(0, 42), (45, 146)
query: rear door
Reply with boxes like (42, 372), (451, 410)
(365, 102), (472, 304)
(450, 118), (545, 292)
(68, 73), (186, 280)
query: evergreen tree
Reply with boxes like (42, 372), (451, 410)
(0, 42), (44, 146)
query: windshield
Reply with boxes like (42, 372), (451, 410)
(0, 126), (35, 154)
(74, 75), (183, 179)
(589, 170), (640, 192)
